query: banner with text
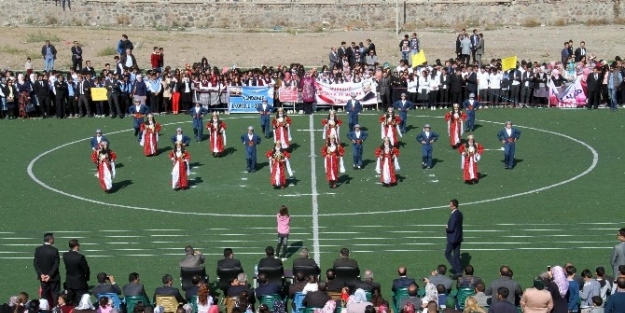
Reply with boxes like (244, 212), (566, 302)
(279, 87), (299, 103)
(548, 76), (586, 108)
(315, 79), (378, 106)
(228, 86), (274, 113)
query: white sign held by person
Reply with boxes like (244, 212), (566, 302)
(315, 79), (378, 106)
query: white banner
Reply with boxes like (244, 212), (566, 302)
(315, 79), (378, 106)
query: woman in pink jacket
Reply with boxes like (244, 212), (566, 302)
(276, 205), (291, 261)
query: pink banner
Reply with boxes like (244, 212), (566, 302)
(315, 79), (378, 106)
(279, 87), (298, 102)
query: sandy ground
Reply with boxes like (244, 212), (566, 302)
(1, 25), (624, 71)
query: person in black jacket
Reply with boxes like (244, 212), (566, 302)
(33, 233), (60, 306)
(258, 246), (283, 269)
(153, 274), (185, 304)
(34, 74), (52, 118)
(54, 75), (68, 118)
(62, 239), (90, 305)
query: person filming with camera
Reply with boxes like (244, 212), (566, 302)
(91, 272), (121, 296)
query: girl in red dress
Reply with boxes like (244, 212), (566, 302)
(139, 113), (161, 156)
(169, 141), (191, 190)
(206, 112), (227, 157)
(273, 108), (292, 149)
(266, 142), (294, 189)
(321, 110), (343, 143)
(321, 136), (345, 188)
(379, 107), (402, 147)
(91, 141), (117, 193)
(375, 137), (400, 187)
(444, 103), (467, 148)
(458, 134), (484, 184)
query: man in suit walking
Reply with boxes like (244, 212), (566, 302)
(416, 124), (439, 169)
(586, 66), (602, 110)
(393, 93), (414, 134)
(178, 245), (205, 269)
(445, 199), (464, 279)
(34, 233), (61, 306)
(63, 239), (90, 305)
(612, 228), (625, 278)
(345, 94), (362, 132)
(496, 121), (521, 170)
(242, 126), (261, 173)
(347, 124), (368, 170)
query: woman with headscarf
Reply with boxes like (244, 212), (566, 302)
(139, 113), (162, 157)
(301, 71), (316, 115)
(375, 137), (400, 187)
(546, 266), (569, 313)
(170, 141), (190, 190)
(520, 278), (553, 313)
(347, 289), (373, 313)
(14, 73), (32, 119)
(91, 141), (117, 193)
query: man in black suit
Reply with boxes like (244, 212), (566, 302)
(288, 272), (307, 298)
(62, 239), (90, 305)
(153, 274), (185, 304)
(71, 41), (83, 71)
(34, 74), (52, 118)
(355, 270), (381, 292)
(391, 267), (416, 292)
(258, 246), (283, 269)
(303, 281), (332, 308)
(92, 272), (122, 296)
(255, 273), (282, 300)
(325, 269), (343, 292)
(445, 199), (464, 279)
(34, 233), (60, 306)
(465, 66), (478, 98)
(122, 272), (148, 298)
(292, 248), (320, 276)
(449, 69), (464, 105)
(217, 248), (243, 274)
(333, 248), (358, 269)
(183, 275), (203, 299)
(227, 273), (255, 305)
(76, 75), (92, 117)
(366, 39), (376, 56)
(586, 66), (602, 110)
(574, 41), (587, 62)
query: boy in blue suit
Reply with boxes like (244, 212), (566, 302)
(90, 129), (109, 150)
(346, 124), (368, 170)
(345, 94), (362, 132)
(496, 121), (521, 169)
(127, 99), (150, 140)
(242, 126), (262, 173)
(171, 128), (191, 146)
(416, 124), (439, 169)
(189, 102), (208, 142)
(257, 99), (273, 139)
(462, 93), (479, 132)
(393, 93), (414, 134)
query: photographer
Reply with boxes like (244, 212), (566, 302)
(91, 272), (121, 296)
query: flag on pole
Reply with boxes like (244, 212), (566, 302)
(411, 50), (427, 67)
(501, 56), (517, 71)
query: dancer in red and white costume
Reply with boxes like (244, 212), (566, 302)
(458, 134), (484, 184)
(139, 113), (161, 156)
(321, 110), (343, 143)
(169, 141), (191, 190)
(91, 141), (117, 193)
(444, 103), (467, 148)
(206, 112), (227, 157)
(321, 136), (345, 188)
(273, 108), (292, 149)
(266, 142), (294, 189)
(379, 107), (402, 147)
(375, 137), (400, 187)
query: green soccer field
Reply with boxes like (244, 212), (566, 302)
(1, 108), (623, 298)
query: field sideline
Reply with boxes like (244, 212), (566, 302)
(0, 108), (622, 298)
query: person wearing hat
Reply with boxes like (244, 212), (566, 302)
(169, 141), (191, 190)
(257, 99), (273, 139)
(90, 129), (109, 151)
(171, 128), (191, 147)
(393, 93), (414, 134)
(71, 41), (83, 72)
(375, 136), (400, 187)
(445, 103), (467, 148)
(458, 135), (484, 184)
(273, 108), (292, 149)
(321, 135), (345, 188)
(189, 102), (208, 142)
(91, 141), (117, 193)
(496, 121), (521, 170)
(140, 113), (162, 157)
(416, 124), (439, 169)
(345, 93), (362, 132)
(242, 126), (262, 173)
(206, 111), (227, 157)
(322, 110), (343, 143)
(347, 124), (368, 170)
(462, 93), (480, 132)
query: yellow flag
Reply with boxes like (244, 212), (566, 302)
(501, 56), (518, 71)
(411, 50), (427, 67)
